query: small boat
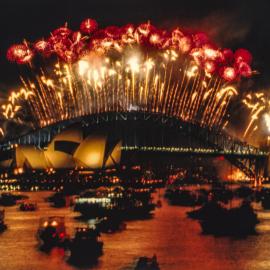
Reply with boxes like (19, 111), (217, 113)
(74, 188), (116, 218)
(199, 201), (259, 236)
(68, 226), (103, 265)
(261, 190), (270, 209)
(234, 185), (253, 199)
(37, 216), (69, 249)
(74, 186), (155, 219)
(47, 192), (66, 208)
(95, 216), (126, 233)
(156, 200), (162, 208)
(0, 210), (7, 232)
(19, 201), (37, 211)
(0, 193), (18, 206)
(166, 189), (204, 206)
(208, 187), (233, 204)
(135, 254), (160, 270)
(187, 201), (224, 220)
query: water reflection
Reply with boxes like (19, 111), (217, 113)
(0, 190), (270, 269)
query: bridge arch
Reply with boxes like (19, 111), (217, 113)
(0, 112), (268, 181)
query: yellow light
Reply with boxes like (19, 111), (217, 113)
(264, 113), (270, 133)
(51, 220), (58, 226)
(145, 59), (154, 70)
(78, 60), (89, 76)
(187, 66), (198, 77)
(43, 221), (48, 227)
(128, 56), (140, 72)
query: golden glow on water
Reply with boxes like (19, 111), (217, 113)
(0, 189), (269, 270)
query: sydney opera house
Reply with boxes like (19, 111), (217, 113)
(0, 126), (122, 171)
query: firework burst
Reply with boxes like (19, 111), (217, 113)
(1, 18), (254, 138)
(242, 92), (270, 138)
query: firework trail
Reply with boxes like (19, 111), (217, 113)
(1, 18), (254, 138)
(242, 92), (270, 138)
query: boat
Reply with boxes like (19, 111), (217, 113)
(166, 189), (206, 206)
(37, 216), (69, 249)
(74, 186), (155, 219)
(199, 201), (259, 236)
(234, 185), (253, 199)
(260, 189), (270, 209)
(156, 200), (162, 208)
(0, 210), (7, 232)
(187, 200), (225, 220)
(74, 187), (118, 217)
(124, 188), (156, 219)
(19, 201), (37, 211)
(68, 226), (103, 265)
(0, 192), (27, 206)
(135, 254), (160, 270)
(208, 186), (233, 204)
(46, 192), (66, 208)
(262, 196), (270, 209)
(95, 215), (126, 233)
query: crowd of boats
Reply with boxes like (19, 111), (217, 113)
(37, 216), (102, 265)
(0, 176), (270, 268)
(165, 182), (270, 236)
(37, 185), (159, 267)
(0, 185), (160, 269)
(37, 216), (160, 268)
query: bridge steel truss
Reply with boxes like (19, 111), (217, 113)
(0, 111), (268, 179)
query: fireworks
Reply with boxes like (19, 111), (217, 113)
(1, 18), (253, 137)
(80, 18), (98, 34)
(6, 43), (34, 64)
(242, 92), (270, 137)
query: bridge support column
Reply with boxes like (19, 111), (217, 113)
(253, 157), (267, 187)
(253, 176), (262, 188)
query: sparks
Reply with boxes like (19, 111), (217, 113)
(1, 18), (252, 138)
(243, 92), (270, 137)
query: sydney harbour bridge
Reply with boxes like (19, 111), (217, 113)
(0, 111), (268, 183)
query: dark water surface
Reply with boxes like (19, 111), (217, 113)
(1, 190), (270, 270)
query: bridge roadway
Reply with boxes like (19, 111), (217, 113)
(122, 146), (267, 158)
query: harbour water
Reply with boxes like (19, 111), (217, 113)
(1, 190), (270, 270)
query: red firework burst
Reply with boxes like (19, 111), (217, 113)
(80, 18), (98, 34)
(6, 18), (253, 82)
(7, 44), (34, 64)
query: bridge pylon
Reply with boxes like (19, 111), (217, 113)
(252, 156), (268, 187)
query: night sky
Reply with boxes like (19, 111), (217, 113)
(0, 0), (269, 90)
(0, 0), (270, 140)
